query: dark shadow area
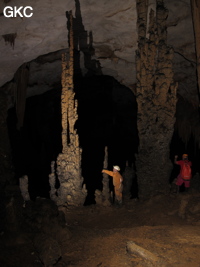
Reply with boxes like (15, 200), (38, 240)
(7, 88), (62, 200)
(75, 75), (138, 204)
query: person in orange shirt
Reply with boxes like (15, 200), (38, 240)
(102, 165), (123, 205)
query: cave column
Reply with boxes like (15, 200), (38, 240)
(135, 0), (177, 198)
(53, 11), (86, 206)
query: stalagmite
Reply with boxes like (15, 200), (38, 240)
(19, 175), (30, 203)
(178, 195), (190, 219)
(135, 0), (177, 198)
(95, 146), (111, 206)
(51, 11), (87, 206)
(49, 161), (57, 201)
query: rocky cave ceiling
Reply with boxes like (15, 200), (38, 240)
(0, 0), (198, 103)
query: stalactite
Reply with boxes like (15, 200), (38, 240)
(14, 63), (29, 130)
(135, 0), (177, 198)
(190, 0), (200, 94)
(52, 11), (86, 207)
(2, 33), (17, 49)
(95, 146), (111, 206)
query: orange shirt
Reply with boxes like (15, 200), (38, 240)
(102, 170), (123, 188)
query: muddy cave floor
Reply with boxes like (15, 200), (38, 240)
(1, 189), (200, 267)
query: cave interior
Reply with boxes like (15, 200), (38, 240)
(1, 0), (200, 206)
(2, 0), (200, 266)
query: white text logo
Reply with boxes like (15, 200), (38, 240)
(3, 6), (33, 18)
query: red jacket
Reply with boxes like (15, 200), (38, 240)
(176, 160), (192, 179)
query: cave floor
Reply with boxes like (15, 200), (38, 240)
(1, 191), (200, 267)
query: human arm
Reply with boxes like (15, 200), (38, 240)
(102, 169), (114, 177)
(174, 155), (178, 164)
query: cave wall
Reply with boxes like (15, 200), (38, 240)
(0, 86), (14, 186)
(0, 0), (196, 97)
(0, 0), (136, 89)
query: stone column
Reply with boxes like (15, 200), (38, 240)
(135, 0), (177, 198)
(52, 11), (86, 206)
(49, 161), (57, 201)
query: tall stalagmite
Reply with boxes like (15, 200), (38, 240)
(135, 0), (177, 198)
(50, 11), (86, 206)
(95, 147), (111, 206)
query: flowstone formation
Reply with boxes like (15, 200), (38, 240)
(135, 0), (177, 198)
(49, 12), (86, 207)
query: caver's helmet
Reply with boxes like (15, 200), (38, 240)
(182, 154), (188, 160)
(113, 165), (120, 171)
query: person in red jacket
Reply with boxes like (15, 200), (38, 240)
(174, 154), (192, 192)
(102, 165), (123, 205)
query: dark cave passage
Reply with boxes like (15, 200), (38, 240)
(75, 75), (138, 204)
(7, 75), (138, 204)
(7, 88), (62, 200)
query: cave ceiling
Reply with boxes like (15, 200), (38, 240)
(0, 0), (197, 105)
